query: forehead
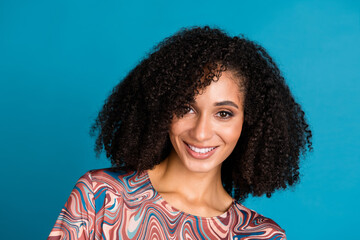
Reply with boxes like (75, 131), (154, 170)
(194, 71), (244, 104)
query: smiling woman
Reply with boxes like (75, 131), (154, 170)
(167, 71), (244, 174)
(48, 26), (312, 239)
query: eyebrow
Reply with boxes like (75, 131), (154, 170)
(214, 101), (239, 109)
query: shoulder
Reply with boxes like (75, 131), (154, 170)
(231, 201), (286, 239)
(77, 168), (149, 194)
(85, 168), (130, 181)
(80, 168), (135, 185)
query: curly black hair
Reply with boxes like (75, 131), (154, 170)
(90, 26), (313, 201)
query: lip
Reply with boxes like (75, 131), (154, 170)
(184, 141), (218, 159)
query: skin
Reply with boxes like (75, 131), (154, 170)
(147, 71), (245, 217)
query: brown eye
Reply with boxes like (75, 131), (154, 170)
(217, 111), (233, 119)
(183, 106), (195, 114)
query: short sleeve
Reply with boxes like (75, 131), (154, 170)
(48, 172), (96, 240)
(250, 214), (287, 240)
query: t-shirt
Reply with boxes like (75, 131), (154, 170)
(48, 169), (286, 240)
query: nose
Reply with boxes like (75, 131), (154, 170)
(190, 114), (213, 142)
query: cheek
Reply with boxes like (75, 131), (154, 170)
(169, 122), (181, 139)
(168, 128), (178, 147)
(168, 120), (187, 145)
(169, 118), (192, 137)
(221, 123), (243, 145)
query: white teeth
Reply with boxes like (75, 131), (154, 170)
(187, 144), (216, 154)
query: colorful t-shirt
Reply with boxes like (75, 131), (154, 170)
(48, 169), (286, 240)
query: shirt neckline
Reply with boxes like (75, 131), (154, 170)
(142, 169), (236, 221)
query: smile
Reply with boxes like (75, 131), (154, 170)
(184, 142), (218, 159)
(187, 144), (216, 153)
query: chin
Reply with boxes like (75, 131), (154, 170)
(183, 159), (220, 174)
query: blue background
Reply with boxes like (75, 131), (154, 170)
(0, 0), (359, 239)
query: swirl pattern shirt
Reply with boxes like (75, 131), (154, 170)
(48, 169), (286, 240)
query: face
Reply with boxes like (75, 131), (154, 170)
(168, 71), (245, 174)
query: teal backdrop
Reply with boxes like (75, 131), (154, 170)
(0, 0), (359, 239)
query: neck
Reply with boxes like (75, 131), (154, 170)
(147, 149), (231, 206)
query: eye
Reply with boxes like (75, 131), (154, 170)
(185, 106), (194, 113)
(183, 105), (195, 115)
(216, 111), (233, 119)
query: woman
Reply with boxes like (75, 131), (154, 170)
(48, 26), (312, 239)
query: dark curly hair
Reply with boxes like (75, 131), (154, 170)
(90, 26), (313, 201)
